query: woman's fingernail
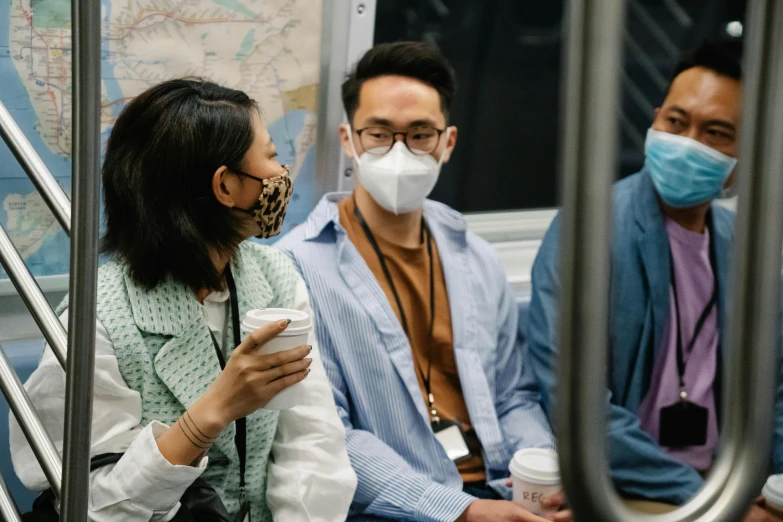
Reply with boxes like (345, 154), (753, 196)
(305, 358), (313, 365)
(305, 369), (311, 375)
(278, 319), (289, 328)
(307, 344), (313, 352)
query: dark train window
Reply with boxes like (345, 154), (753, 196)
(373, 0), (746, 214)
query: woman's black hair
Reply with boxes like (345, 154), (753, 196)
(101, 78), (258, 291)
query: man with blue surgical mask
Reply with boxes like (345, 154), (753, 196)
(528, 41), (783, 520)
(278, 42), (573, 522)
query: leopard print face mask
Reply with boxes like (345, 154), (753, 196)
(235, 165), (293, 238)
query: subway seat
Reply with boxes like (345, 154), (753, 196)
(0, 297), (533, 515)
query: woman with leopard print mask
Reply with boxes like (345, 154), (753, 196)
(10, 78), (356, 521)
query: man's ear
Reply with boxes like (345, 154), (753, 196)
(340, 123), (356, 159)
(441, 126), (458, 164)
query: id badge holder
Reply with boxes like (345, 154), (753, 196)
(659, 399), (708, 448)
(433, 420), (471, 463)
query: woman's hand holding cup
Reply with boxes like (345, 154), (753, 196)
(191, 318), (312, 436)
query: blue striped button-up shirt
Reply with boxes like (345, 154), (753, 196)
(276, 194), (554, 522)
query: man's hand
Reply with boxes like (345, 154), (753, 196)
(456, 499), (573, 522)
(502, 479), (573, 522)
(456, 499), (549, 522)
(745, 499), (783, 522)
(542, 492), (573, 522)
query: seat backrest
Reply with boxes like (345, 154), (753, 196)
(1, 340), (45, 512)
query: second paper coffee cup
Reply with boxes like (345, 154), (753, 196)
(241, 308), (312, 410)
(509, 448), (561, 516)
(762, 475), (783, 518)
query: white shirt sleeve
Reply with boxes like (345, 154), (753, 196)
(265, 276), (358, 522)
(8, 311), (206, 522)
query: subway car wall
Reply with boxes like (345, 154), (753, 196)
(373, 0), (747, 214)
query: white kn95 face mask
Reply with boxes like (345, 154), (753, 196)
(347, 124), (450, 215)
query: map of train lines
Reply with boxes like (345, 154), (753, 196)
(0, 0), (322, 278)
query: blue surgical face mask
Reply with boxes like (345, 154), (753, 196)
(645, 128), (737, 208)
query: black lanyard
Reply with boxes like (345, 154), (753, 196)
(669, 233), (719, 400)
(208, 266), (249, 521)
(352, 201), (439, 421)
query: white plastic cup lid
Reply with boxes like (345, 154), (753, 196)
(763, 475), (783, 509)
(509, 448), (561, 485)
(241, 308), (311, 336)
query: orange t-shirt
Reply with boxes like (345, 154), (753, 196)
(339, 197), (486, 483)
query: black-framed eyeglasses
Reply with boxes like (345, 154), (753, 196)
(355, 126), (446, 156)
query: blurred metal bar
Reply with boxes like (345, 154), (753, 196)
(315, 0), (352, 196)
(556, 0), (626, 519)
(0, 101), (71, 236)
(698, 0), (783, 520)
(558, 0), (783, 520)
(0, 346), (62, 500)
(60, 0), (101, 516)
(628, 0), (679, 56)
(663, 0), (692, 28)
(0, 472), (22, 522)
(316, 0), (376, 195)
(0, 226), (68, 368)
(624, 31), (669, 91)
(622, 71), (656, 116)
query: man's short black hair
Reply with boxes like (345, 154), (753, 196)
(101, 78), (258, 291)
(341, 41), (457, 124)
(668, 39), (743, 93)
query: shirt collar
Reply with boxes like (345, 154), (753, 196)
(303, 192), (468, 241)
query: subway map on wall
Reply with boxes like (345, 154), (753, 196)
(0, 0), (321, 280)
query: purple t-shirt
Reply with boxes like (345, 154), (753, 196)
(637, 217), (719, 471)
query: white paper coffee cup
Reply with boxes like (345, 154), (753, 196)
(509, 448), (561, 516)
(763, 475), (783, 518)
(241, 308), (312, 410)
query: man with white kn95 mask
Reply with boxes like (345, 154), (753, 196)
(277, 42), (572, 522)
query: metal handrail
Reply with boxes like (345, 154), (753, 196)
(58, 0), (101, 518)
(557, 0), (783, 521)
(0, 226), (68, 368)
(555, 0), (625, 519)
(0, 472), (22, 522)
(0, 102), (71, 236)
(0, 0), (100, 516)
(0, 346), (62, 499)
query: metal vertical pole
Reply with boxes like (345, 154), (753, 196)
(60, 0), (101, 516)
(556, 0), (626, 519)
(557, 0), (783, 521)
(315, 0), (352, 197)
(315, 0), (376, 195)
(706, 0), (783, 519)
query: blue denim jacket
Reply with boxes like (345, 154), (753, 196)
(528, 170), (783, 505)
